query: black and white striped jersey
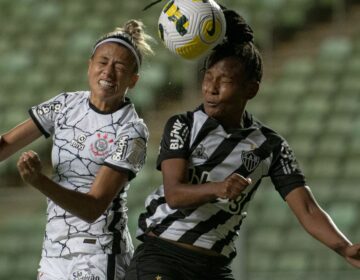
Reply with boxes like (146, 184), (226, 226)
(29, 91), (148, 257)
(137, 105), (305, 259)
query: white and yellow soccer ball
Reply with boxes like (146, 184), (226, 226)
(158, 0), (226, 60)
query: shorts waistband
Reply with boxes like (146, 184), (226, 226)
(143, 235), (231, 266)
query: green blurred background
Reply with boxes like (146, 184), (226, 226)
(0, 0), (360, 279)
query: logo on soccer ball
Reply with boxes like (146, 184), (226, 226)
(158, 0), (226, 60)
(200, 13), (223, 44)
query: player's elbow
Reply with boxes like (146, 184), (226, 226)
(0, 137), (12, 162)
(82, 216), (97, 224)
(164, 187), (182, 210)
(166, 198), (181, 210)
(81, 210), (104, 224)
(165, 194), (179, 209)
(81, 201), (108, 223)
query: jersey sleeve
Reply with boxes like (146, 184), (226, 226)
(104, 121), (148, 181)
(269, 139), (306, 200)
(28, 93), (66, 138)
(156, 114), (191, 170)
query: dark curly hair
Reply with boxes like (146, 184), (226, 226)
(204, 9), (263, 83)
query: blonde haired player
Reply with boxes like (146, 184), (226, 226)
(0, 19), (153, 280)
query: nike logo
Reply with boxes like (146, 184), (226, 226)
(206, 8), (216, 36)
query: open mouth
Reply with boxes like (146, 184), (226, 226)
(206, 101), (218, 107)
(99, 80), (115, 89)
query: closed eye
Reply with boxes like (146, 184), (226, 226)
(221, 79), (233, 83)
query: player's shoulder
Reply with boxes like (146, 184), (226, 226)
(162, 112), (193, 138)
(64, 90), (89, 102)
(250, 113), (280, 136)
(165, 108), (197, 127)
(118, 113), (149, 138)
(51, 90), (89, 105)
(247, 112), (287, 147)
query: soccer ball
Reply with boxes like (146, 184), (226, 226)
(158, 0), (226, 60)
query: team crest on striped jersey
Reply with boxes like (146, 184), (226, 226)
(241, 150), (260, 172)
(192, 144), (208, 160)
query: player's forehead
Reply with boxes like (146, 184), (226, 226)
(92, 42), (133, 61)
(207, 56), (245, 76)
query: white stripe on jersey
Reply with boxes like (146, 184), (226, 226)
(208, 129), (268, 181)
(138, 107), (305, 259)
(189, 110), (209, 147)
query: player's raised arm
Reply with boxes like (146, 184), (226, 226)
(162, 158), (251, 209)
(17, 150), (129, 223)
(0, 118), (42, 162)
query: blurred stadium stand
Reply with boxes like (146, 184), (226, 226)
(0, 0), (359, 279)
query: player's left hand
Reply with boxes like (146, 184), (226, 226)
(17, 150), (42, 184)
(343, 243), (360, 268)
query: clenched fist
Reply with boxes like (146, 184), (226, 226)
(218, 173), (251, 200)
(17, 151), (42, 184)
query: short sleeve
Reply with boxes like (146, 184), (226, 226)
(104, 121), (148, 181)
(156, 114), (191, 170)
(269, 139), (306, 199)
(29, 93), (66, 138)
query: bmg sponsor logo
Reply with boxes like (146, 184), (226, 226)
(36, 101), (62, 115)
(112, 135), (129, 161)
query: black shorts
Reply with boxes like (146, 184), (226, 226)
(125, 236), (234, 280)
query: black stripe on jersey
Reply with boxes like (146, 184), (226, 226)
(107, 254), (116, 280)
(152, 123), (258, 236)
(228, 250), (237, 260)
(108, 196), (123, 254)
(177, 210), (232, 244)
(191, 128), (255, 177)
(152, 135), (254, 236)
(234, 128), (281, 177)
(152, 208), (197, 236)
(138, 196), (166, 233)
(199, 138), (241, 170)
(211, 180), (262, 253)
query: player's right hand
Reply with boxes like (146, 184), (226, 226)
(17, 150), (42, 185)
(218, 173), (251, 200)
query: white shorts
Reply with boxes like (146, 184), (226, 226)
(38, 252), (132, 280)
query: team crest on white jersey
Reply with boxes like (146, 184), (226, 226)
(90, 133), (114, 157)
(241, 150), (260, 172)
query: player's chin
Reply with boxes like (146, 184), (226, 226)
(204, 104), (222, 119)
(95, 87), (117, 98)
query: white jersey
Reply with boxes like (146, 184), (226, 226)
(30, 91), (148, 257)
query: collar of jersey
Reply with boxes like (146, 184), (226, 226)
(197, 104), (255, 130)
(89, 97), (132, 115)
